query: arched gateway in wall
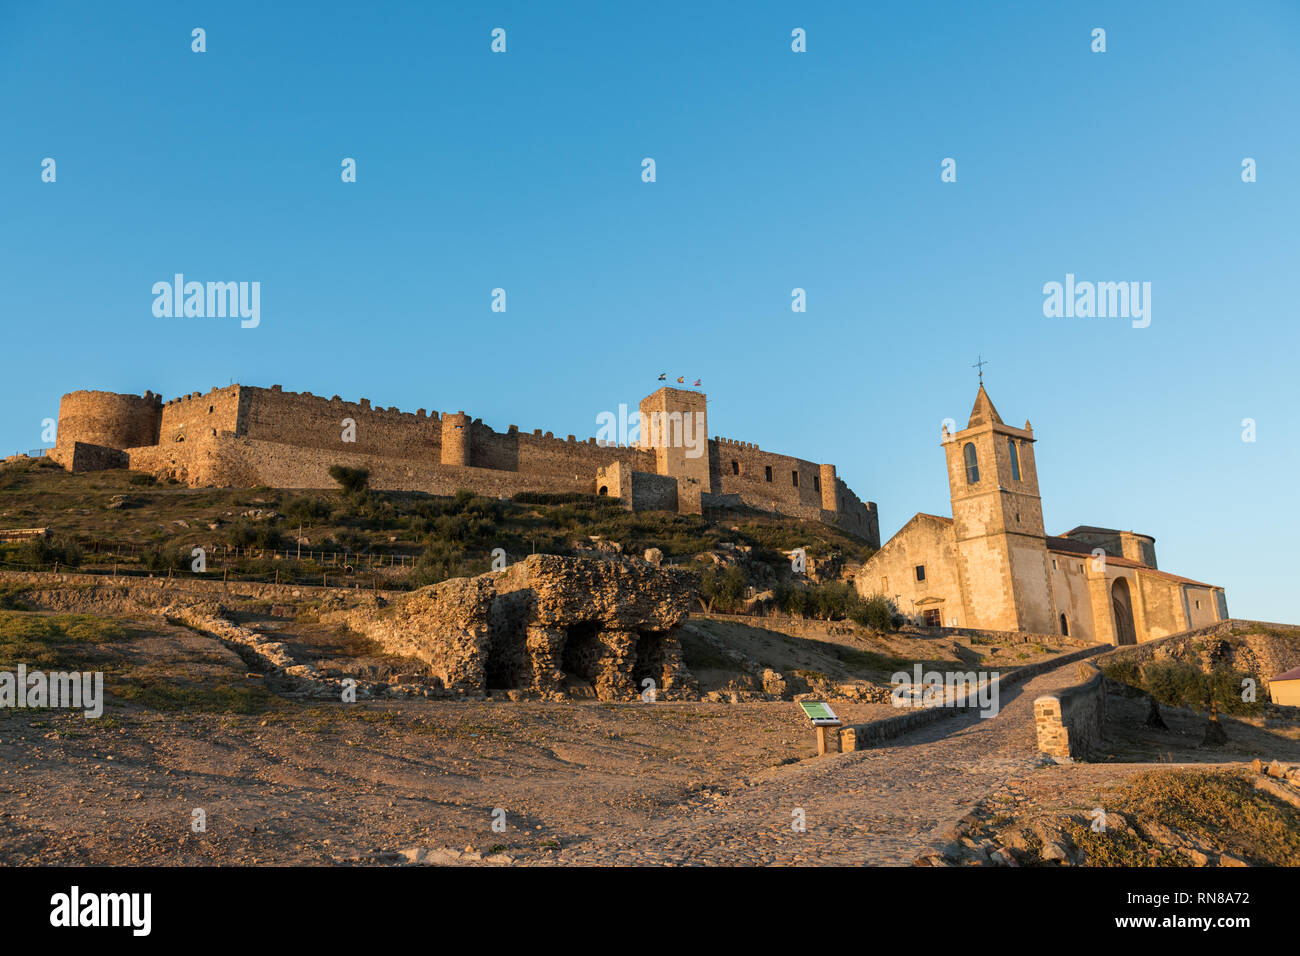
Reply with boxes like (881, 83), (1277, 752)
(1111, 577), (1137, 646)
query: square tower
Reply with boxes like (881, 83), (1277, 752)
(942, 385), (1055, 633)
(638, 387), (711, 491)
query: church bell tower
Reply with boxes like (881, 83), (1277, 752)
(941, 383), (1055, 633)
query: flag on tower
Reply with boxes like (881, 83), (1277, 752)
(657, 372), (666, 381)
(676, 376), (684, 384)
(693, 379), (702, 387)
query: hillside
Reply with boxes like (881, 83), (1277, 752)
(0, 457), (876, 592)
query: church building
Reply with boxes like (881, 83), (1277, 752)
(857, 383), (1228, 645)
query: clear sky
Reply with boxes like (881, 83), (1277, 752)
(2, 2), (1297, 623)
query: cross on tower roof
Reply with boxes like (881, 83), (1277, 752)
(972, 355), (990, 383)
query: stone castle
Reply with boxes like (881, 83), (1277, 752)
(49, 383), (880, 545)
(858, 383), (1228, 645)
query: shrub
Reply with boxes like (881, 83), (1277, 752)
(17, 535), (83, 569)
(852, 592), (898, 631)
(142, 545), (190, 572)
(226, 520), (283, 550)
(285, 495), (332, 524)
(328, 465), (370, 495)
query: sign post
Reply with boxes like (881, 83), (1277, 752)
(799, 701), (843, 755)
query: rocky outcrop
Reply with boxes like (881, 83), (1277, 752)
(344, 554), (696, 701)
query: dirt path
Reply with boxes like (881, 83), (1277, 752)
(549, 659), (1092, 865)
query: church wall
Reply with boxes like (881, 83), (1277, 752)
(858, 518), (964, 625)
(1135, 571), (1189, 641)
(1007, 540), (1057, 634)
(1182, 584), (1223, 629)
(1048, 557), (1098, 643)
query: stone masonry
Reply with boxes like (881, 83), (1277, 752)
(48, 382), (879, 543)
(342, 553), (696, 700)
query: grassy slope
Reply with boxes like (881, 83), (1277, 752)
(0, 458), (875, 587)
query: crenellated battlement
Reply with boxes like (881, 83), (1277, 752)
(49, 381), (879, 544)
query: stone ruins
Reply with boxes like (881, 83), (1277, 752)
(341, 554), (696, 700)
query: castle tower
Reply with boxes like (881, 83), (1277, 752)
(638, 387), (711, 492)
(819, 463), (838, 513)
(942, 384), (1055, 633)
(441, 411), (471, 466)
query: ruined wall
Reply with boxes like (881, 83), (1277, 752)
(343, 554), (696, 700)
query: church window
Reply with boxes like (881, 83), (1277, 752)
(731, 460), (739, 475)
(915, 565), (926, 582)
(1052, 558), (1058, 571)
(963, 442), (979, 484)
(208, 405), (214, 414)
(813, 475), (820, 491)
(1059, 614), (1069, 636)
(1195, 599), (1201, 610)
(791, 470), (799, 487)
(764, 465), (772, 482)
(1008, 438), (1021, 481)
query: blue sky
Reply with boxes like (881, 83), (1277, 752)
(2, 2), (1297, 622)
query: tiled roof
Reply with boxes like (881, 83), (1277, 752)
(1272, 667), (1300, 682)
(1045, 539), (1216, 588)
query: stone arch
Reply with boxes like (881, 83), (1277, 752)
(1111, 577), (1137, 646)
(1059, 612), (1069, 637)
(598, 485), (608, 496)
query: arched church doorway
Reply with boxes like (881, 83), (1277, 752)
(1111, 578), (1137, 646)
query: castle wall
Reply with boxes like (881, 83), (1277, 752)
(128, 433), (594, 497)
(473, 423), (655, 481)
(159, 386), (243, 445)
(237, 386), (443, 460)
(709, 438), (825, 512)
(53, 383), (876, 535)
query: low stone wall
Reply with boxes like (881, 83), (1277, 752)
(0, 568), (398, 606)
(1096, 618), (1300, 687)
(838, 644), (1106, 751)
(1033, 662), (1105, 762)
(906, 624), (1085, 647)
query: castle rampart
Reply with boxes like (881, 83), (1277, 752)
(49, 381), (879, 544)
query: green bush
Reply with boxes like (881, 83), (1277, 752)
(328, 465), (370, 495)
(226, 520), (283, 550)
(852, 592), (899, 631)
(17, 535), (83, 569)
(699, 564), (747, 612)
(284, 495), (333, 524)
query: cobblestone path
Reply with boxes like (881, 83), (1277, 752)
(550, 659), (1090, 865)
